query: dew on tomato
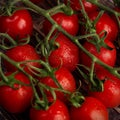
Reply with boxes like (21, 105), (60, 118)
(48, 34), (80, 71)
(3, 44), (41, 75)
(30, 98), (70, 120)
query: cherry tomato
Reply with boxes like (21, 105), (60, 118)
(64, 0), (98, 13)
(42, 12), (79, 36)
(0, 72), (33, 113)
(30, 98), (70, 120)
(0, 9), (33, 41)
(70, 97), (108, 120)
(3, 44), (41, 75)
(39, 67), (76, 102)
(87, 11), (118, 42)
(89, 70), (120, 108)
(49, 34), (80, 71)
(80, 41), (116, 72)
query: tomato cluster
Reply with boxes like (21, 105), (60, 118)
(0, 0), (120, 120)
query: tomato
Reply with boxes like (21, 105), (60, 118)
(86, 11), (118, 42)
(49, 34), (80, 71)
(3, 44), (41, 75)
(0, 9), (33, 42)
(64, 0), (98, 13)
(80, 41), (116, 72)
(70, 97), (108, 120)
(42, 12), (79, 36)
(89, 70), (120, 108)
(0, 72), (33, 113)
(30, 98), (70, 120)
(39, 67), (76, 102)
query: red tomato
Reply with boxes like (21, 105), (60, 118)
(42, 12), (79, 36)
(49, 34), (80, 71)
(0, 9), (33, 41)
(39, 67), (76, 102)
(0, 72), (33, 113)
(64, 0), (98, 13)
(89, 70), (120, 108)
(30, 98), (70, 120)
(80, 41), (116, 72)
(4, 44), (41, 75)
(96, 69), (120, 85)
(87, 11), (118, 42)
(70, 97), (108, 120)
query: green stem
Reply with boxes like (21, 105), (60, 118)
(0, 33), (17, 46)
(45, 24), (56, 43)
(39, 82), (70, 95)
(86, 0), (120, 27)
(0, 53), (9, 82)
(87, 0), (116, 14)
(0, 52), (23, 72)
(22, 0), (65, 16)
(21, 0), (120, 79)
(46, 3), (65, 15)
(74, 40), (120, 78)
(89, 61), (96, 86)
(79, 0), (92, 28)
(0, 51), (49, 109)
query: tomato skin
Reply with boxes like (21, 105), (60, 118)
(64, 0), (98, 13)
(89, 70), (120, 108)
(0, 9), (33, 41)
(0, 72), (33, 113)
(88, 11), (118, 42)
(96, 69), (120, 86)
(49, 34), (80, 71)
(30, 99), (70, 120)
(42, 12), (79, 36)
(80, 41), (116, 72)
(70, 97), (108, 120)
(39, 67), (76, 102)
(4, 44), (41, 75)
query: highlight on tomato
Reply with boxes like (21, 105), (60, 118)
(0, 9), (33, 42)
(42, 12), (79, 36)
(48, 33), (80, 72)
(70, 97), (109, 120)
(89, 70), (120, 108)
(0, 72), (33, 113)
(80, 11), (119, 42)
(80, 41), (117, 72)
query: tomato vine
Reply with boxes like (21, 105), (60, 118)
(0, 0), (120, 117)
